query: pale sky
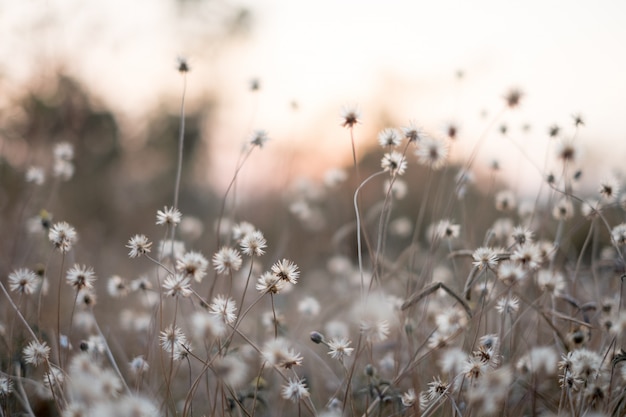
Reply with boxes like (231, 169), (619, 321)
(1, 0), (625, 194)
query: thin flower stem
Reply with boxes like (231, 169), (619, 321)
(172, 72), (187, 214)
(236, 259), (255, 324)
(354, 170), (386, 298)
(91, 311), (131, 395)
(56, 253), (66, 367)
(271, 293), (278, 338)
(215, 147), (255, 249)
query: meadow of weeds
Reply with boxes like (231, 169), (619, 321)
(2, 61), (626, 417)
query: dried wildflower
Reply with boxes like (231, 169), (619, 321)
(209, 295), (237, 324)
(49, 221), (77, 253)
(156, 206), (182, 226)
(158, 239), (185, 259)
(77, 289), (97, 309)
(360, 319), (390, 343)
(538, 240), (556, 263)
(425, 377), (449, 401)
(8, 268), (39, 295)
(129, 356), (149, 376)
(256, 272), (286, 294)
(511, 225), (533, 247)
(26, 166), (45, 185)
(263, 338), (303, 369)
(504, 88), (523, 108)
(572, 113), (584, 127)
(463, 356), (488, 380)
(581, 199), (601, 218)
(429, 219), (460, 241)
(378, 128), (401, 148)
(340, 105), (361, 128)
(53, 159), (74, 180)
(324, 168), (348, 188)
(240, 230), (267, 256)
(248, 78), (260, 91)
(510, 243), (542, 270)
(211, 247), (242, 275)
(282, 377), (310, 402)
(495, 296), (519, 314)
(327, 338), (354, 361)
(438, 347), (467, 375)
(415, 136), (448, 170)
(497, 261), (527, 285)
(402, 121), (424, 142)
(401, 388), (417, 407)
(495, 190), (516, 212)
(271, 259), (300, 284)
(566, 326), (591, 349)
(126, 234), (152, 258)
(444, 122), (459, 140)
(54, 142), (74, 161)
(177, 56), (190, 73)
(517, 346), (558, 374)
(0, 376), (13, 396)
(599, 176), (620, 201)
(475, 334), (500, 367)
(467, 367), (512, 415)
(612, 223), (626, 246)
(552, 198), (574, 220)
(80, 335), (105, 356)
(568, 349), (603, 381)
(537, 269), (565, 295)
(555, 140), (578, 163)
(23, 340), (50, 366)
(43, 365), (64, 390)
(213, 354), (248, 388)
(232, 221), (256, 241)
(162, 274), (192, 298)
(159, 325), (190, 360)
(66, 264), (96, 291)
(98, 368), (123, 398)
(298, 296), (320, 316)
(548, 124), (560, 137)
(381, 151), (407, 176)
(177, 251), (209, 281)
(107, 275), (129, 298)
(131, 276), (152, 292)
(385, 178), (408, 199)
(250, 129), (270, 148)
(472, 247), (499, 270)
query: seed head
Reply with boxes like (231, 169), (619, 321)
(281, 377), (309, 403)
(212, 247), (242, 275)
(177, 57), (190, 73)
(178, 251), (209, 281)
(156, 206), (182, 226)
(381, 151), (407, 176)
(340, 105), (361, 129)
(49, 221), (77, 253)
(23, 340), (50, 366)
(504, 88), (523, 108)
(126, 234), (152, 258)
(377, 128), (401, 148)
(271, 259), (300, 284)
(8, 268), (39, 295)
(66, 264), (96, 291)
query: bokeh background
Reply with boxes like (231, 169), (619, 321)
(1, 0), (626, 276)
